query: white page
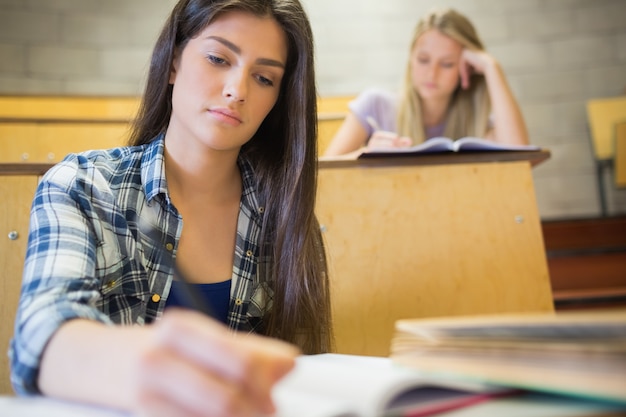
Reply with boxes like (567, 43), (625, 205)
(452, 137), (540, 152)
(0, 396), (130, 417)
(271, 354), (494, 417)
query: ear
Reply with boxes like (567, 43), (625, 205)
(169, 48), (180, 85)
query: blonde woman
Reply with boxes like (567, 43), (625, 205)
(324, 8), (529, 156)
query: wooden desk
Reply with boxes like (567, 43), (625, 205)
(0, 164), (53, 395)
(616, 120), (626, 188)
(0, 151), (554, 391)
(317, 151), (555, 356)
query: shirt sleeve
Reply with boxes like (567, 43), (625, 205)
(348, 88), (401, 138)
(9, 158), (116, 396)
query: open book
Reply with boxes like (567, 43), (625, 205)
(271, 353), (514, 417)
(2, 352), (626, 417)
(359, 136), (540, 159)
(390, 311), (626, 405)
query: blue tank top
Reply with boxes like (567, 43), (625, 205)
(165, 279), (232, 325)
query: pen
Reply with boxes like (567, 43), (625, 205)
(366, 116), (383, 132)
(139, 215), (214, 317)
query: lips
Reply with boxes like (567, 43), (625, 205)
(209, 108), (243, 126)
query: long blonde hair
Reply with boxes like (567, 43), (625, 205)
(397, 8), (490, 143)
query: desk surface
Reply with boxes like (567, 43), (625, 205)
(0, 149), (551, 176)
(318, 149), (551, 169)
(1, 393), (625, 417)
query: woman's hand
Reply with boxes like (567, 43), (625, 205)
(458, 48), (529, 145)
(133, 309), (299, 417)
(459, 48), (497, 90)
(367, 130), (412, 150)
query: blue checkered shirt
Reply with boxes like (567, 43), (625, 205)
(9, 135), (271, 395)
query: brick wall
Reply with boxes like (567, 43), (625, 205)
(0, 0), (625, 219)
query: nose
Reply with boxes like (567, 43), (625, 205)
(427, 63), (438, 80)
(223, 71), (247, 103)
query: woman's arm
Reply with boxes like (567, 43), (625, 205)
(39, 311), (298, 417)
(461, 49), (530, 145)
(323, 112), (370, 156)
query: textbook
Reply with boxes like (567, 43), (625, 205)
(2, 353), (626, 417)
(271, 353), (514, 417)
(359, 136), (540, 159)
(390, 311), (626, 405)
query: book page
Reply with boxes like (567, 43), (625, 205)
(0, 396), (130, 417)
(391, 311), (626, 404)
(359, 137), (454, 157)
(271, 354), (499, 417)
(453, 137), (540, 152)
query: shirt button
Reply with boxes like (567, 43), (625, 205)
(106, 280), (117, 289)
(258, 206), (265, 213)
(235, 298), (243, 306)
(165, 243), (174, 251)
(246, 250), (253, 257)
(151, 294), (161, 303)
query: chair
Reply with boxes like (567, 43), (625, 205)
(585, 96), (626, 215)
(615, 121), (626, 188)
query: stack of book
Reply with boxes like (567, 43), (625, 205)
(390, 310), (626, 404)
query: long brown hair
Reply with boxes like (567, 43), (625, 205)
(397, 8), (491, 143)
(129, 0), (332, 354)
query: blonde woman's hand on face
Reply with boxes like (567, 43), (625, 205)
(134, 309), (299, 417)
(459, 48), (497, 90)
(367, 130), (413, 150)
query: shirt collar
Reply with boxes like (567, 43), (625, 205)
(139, 134), (262, 224)
(140, 134), (169, 204)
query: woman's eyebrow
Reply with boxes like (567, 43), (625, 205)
(206, 35), (285, 68)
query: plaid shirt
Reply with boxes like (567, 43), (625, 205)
(10, 135), (271, 395)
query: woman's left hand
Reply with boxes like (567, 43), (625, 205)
(459, 49), (497, 89)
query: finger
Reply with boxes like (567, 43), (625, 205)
(459, 57), (470, 90)
(153, 310), (296, 413)
(136, 344), (256, 417)
(395, 137), (413, 148)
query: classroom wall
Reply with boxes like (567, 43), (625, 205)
(0, 0), (625, 219)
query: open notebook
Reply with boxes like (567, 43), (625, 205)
(359, 137), (540, 158)
(2, 353), (626, 417)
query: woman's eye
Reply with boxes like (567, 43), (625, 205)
(441, 62), (455, 68)
(207, 54), (226, 65)
(257, 75), (274, 87)
(417, 57), (429, 65)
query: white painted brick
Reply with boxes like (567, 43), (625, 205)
(509, 10), (576, 40)
(27, 46), (100, 77)
(99, 48), (151, 80)
(542, 0), (597, 12)
(516, 72), (585, 101)
(24, 0), (103, 13)
(553, 100), (589, 136)
(128, 17), (166, 47)
(548, 37), (615, 69)
(520, 102), (558, 137)
(60, 14), (132, 47)
(533, 174), (601, 218)
(0, 43), (25, 72)
(488, 42), (550, 72)
(470, 15), (511, 43)
(574, 3), (626, 34)
(0, 10), (60, 43)
(472, 0), (543, 13)
(618, 34), (626, 63)
(0, 0), (25, 8)
(0, 75), (62, 94)
(584, 65), (626, 97)
(63, 78), (144, 96)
